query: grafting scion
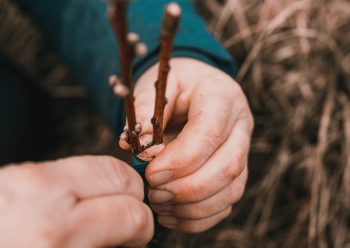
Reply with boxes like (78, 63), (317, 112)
(152, 2), (182, 145)
(107, 0), (142, 154)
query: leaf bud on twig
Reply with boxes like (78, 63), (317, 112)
(135, 42), (148, 57)
(134, 122), (142, 134)
(113, 84), (130, 98)
(108, 74), (119, 86)
(109, 75), (130, 98)
(127, 32), (140, 45)
(120, 131), (129, 143)
(152, 2), (181, 145)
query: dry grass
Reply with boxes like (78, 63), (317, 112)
(187, 0), (350, 247)
(1, 0), (350, 247)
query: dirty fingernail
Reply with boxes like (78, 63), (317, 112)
(150, 170), (174, 187)
(158, 216), (178, 227)
(148, 189), (174, 203)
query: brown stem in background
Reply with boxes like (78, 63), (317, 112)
(152, 2), (182, 145)
(108, 2), (142, 154)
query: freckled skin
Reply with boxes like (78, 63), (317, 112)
(120, 58), (254, 233)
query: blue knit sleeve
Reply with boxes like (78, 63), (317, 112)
(13, 0), (238, 135)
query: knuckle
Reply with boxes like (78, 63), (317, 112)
(235, 180), (246, 201)
(222, 206), (233, 219)
(127, 199), (150, 233)
(100, 156), (144, 199)
(100, 156), (135, 190)
(17, 165), (47, 187)
(227, 180), (245, 205)
(35, 227), (62, 248)
(188, 183), (206, 203)
(92, 199), (114, 220)
(225, 149), (246, 181)
(182, 203), (202, 220)
(190, 219), (216, 234)
(190, 225), (204, 234)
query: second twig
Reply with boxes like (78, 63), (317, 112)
(152, 2), (182, 145)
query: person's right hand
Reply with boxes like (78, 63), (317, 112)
(0, 155), (154, 248)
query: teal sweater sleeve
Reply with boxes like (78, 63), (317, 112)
(13, 0), (238, 135)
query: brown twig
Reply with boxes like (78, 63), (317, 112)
(152, 2), (181, 145)
(107, 1), (142, 154)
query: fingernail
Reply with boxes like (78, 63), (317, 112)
(150, 170), (174, 187)
(158, 216), (178, 227)
(150, 203), (174, 214)
(148, 189), (174, 203)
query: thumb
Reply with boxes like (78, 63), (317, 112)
(120, 62), (179, 150)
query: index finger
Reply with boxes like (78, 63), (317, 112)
(70, 194), (154, 248)
(45, 155), (145, 201)
(146, 73), (246, 186)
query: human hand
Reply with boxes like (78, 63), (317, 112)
(120, 58), (254, 233)
(0, 156), (154, 248)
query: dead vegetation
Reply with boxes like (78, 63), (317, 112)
(1, 0), (350, 247)
(186, 0), (350, 247)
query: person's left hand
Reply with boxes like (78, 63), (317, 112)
(0, 156), (154, 247)
(120, 58), (254, 233)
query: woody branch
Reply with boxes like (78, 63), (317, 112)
(152, 2), (182, 145)
(107, 1), (143, 154)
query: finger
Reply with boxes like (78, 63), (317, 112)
(146, 71), (249, 186)
(147, 117), (250, 204)
(45, 155), (144, 201)
(70, 195), (154, 248)
(150, 165), (247, 220)
(120, 62), (179, 150)
(157, 206), (232, 233)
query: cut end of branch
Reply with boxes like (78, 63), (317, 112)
(160, 2), (182, 39)
(166, 2), (182, 18)
(136, 143), (165, 162)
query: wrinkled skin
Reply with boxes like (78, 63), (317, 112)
(0, 156), (154, 248)
(120, 58), (254, 233)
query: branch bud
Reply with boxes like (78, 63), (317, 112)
(127, 32), (140, 46)
(113, 84), (130, 98)
(164, 97), (168, 106)
(160, 2), (182, 39)
(135, 42), (148, 57)
(108, 75), (120, 87)
(120, 131), (129, 143)
(109, 75), (130, 98)
(134, 122), (142, 134)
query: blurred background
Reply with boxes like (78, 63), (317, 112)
(1, 0), (350, 247)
